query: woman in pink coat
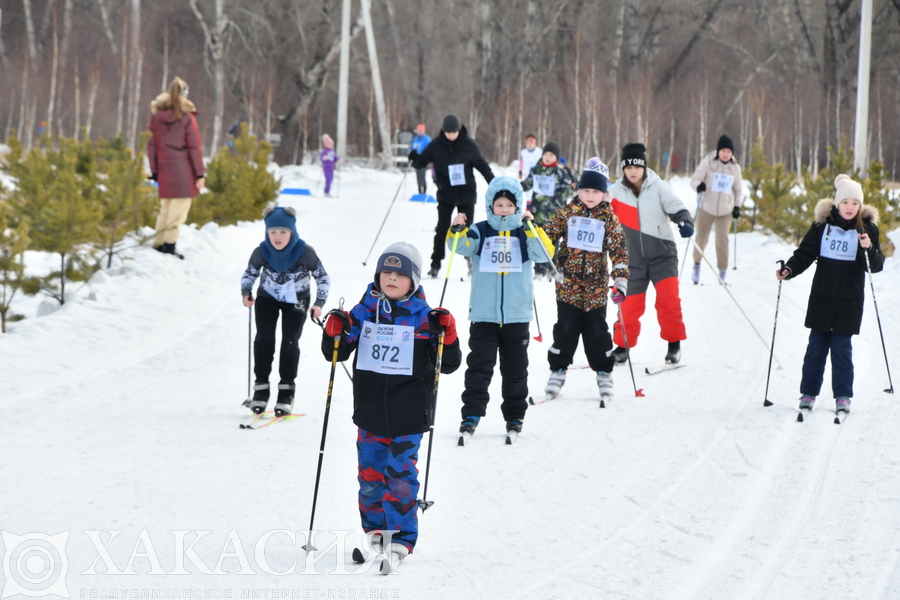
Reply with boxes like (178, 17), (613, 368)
(147, 77), (206, 259)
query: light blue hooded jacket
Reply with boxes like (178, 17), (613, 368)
(449, 176), (552, 324)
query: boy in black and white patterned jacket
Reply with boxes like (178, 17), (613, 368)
(241, 205), (330, 416)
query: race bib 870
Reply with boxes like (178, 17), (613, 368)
(566, 217), (605, 252)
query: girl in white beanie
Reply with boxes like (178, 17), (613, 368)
(776, 174), (884, 415)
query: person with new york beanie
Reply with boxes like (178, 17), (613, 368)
(319, 241), (462, 563)
(776, 174), (883, 415)
(609, 142), (693, 365)
(409, 113), (495, 277)
(689, 134), (744, 283)
(241, 204), (332, 417)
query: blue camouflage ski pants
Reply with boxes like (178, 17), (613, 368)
(357, 428), (423, 553)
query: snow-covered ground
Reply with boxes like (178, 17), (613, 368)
(2, 162), (899, 599)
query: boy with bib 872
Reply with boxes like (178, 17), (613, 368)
(449, 176), (555, 440)
(321, 242), (462, 571)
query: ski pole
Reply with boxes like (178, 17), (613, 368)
(303, 300), (347, 553)
(362, 162), (412, 265)
(693, 239), (783, 370)
(679, 192), (702, 281)
(241, 304), (253, 408)
(616, 304), (644, 397)
(439, 226), (463, 306)
(312, 316), (353, 383)
(418, 314), (447, 512)
(858, 227), (894, 394)
(532, 298), (543, 342)
(524, 218), (562, 282)
(763, 261), (785, 407)
(732, 216), (738, 270)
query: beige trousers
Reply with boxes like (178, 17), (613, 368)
(692, 209), (733, 271)
(153, 198), (192, 246)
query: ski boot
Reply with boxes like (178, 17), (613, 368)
(691, 264), (701, 285)
(798, 395), (816, 411)
(665, 341), (681, 364)
(835, 397), (851, 413)
(612, 346), (629, 364)
(458, 415), (480, 446)
(505, 419), (523, 445)
(378, 543), (409, 575)
(596, 372), (614, 408)
(249, 382), (270, 414)
(544, 369), (566, 400)
(427, 267), (439, 279)
(274, 383), (295, 417)
(718, 270), (727, 285)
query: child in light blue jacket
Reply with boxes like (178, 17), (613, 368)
(449, 176), (554, 438)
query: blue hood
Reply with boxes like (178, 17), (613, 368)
(484, 176), (524, 231)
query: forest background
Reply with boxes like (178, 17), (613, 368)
(2, 0), (900, 331)
(1, 0), (899, 177)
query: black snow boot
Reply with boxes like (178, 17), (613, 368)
(665, 341), (681, 364)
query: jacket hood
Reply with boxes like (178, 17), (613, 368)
(814, 197), (879, 225)
(150, 93), (198, 119)
(484, 176), (525, 231)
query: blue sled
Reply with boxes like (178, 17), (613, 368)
(410, 194), (436, 203)
(281, 188), (312, 196)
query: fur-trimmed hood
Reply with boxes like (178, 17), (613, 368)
(150, 93), (197, 118)
(813, 197), (879, 225)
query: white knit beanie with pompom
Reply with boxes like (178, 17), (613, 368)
(833, 174), (864, 208)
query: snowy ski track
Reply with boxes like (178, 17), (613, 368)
(2, 164), (898, 599)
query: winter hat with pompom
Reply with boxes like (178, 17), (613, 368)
(578, 157), (610, 192)
(833, 174), (864, 208)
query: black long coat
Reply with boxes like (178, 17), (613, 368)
(785, 199), (884, 335)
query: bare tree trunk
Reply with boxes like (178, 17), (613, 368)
(116, 12), (128, 135)
(360, 0), (394, 168)
(18, 57), (28, 136)
(46, 9), (59, 139)
(655, 0), (727, 94)
(161, 17), (168, 93)
(85, 60), (99, 139)
(54, 0), (72, 136)
(73, 56), (80, 138)
(189, 0), (227, 155)
(22, 0), (38, 66)
(129, 46), (144, 148)
(125, 0), (141, 150)
(97, 0), (118, 57)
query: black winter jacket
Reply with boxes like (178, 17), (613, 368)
(410, 125), (494, 206)
(321, 284), (462, 437)
(785, 199), (884, 335)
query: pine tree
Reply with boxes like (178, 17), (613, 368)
(191, 123), (280, 227)
(0, 199), (31, 333)
(4, 134), (102, 304)
(94, 132), (157, 267)
(741, 138), (770, 230)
